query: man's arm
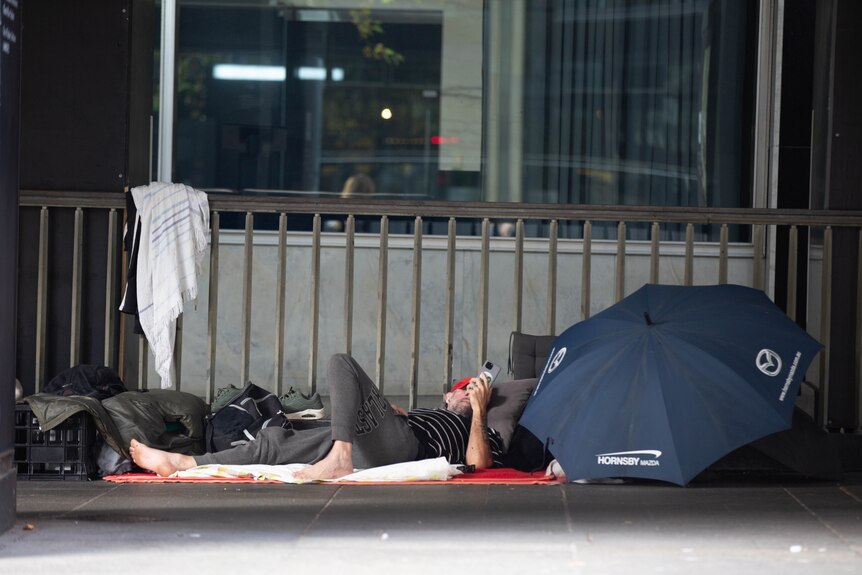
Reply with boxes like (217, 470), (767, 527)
(465, 377), (494, 469)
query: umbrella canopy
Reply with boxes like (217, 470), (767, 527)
(518, 284), (823, 486)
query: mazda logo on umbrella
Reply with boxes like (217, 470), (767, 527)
(756, 349), (782, 376)
(548, 348), (567, 373)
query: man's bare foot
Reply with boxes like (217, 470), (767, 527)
(129, 439), (196, 477)
(294, 440), (354, 481)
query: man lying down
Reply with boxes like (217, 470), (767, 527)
(130, 353), (505, 481)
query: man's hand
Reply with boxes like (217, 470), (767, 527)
(465, 375), (494, 469)
(467, 375), (492, 415)
(390, 404), (408, 417)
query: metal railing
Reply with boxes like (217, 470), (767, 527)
(18, 189), (862, 430)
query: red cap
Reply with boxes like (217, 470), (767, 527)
(451, 377), (472, 391)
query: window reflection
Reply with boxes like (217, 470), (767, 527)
(520, 0), (756, 240)
(169, 0), (757, 240)
(174, 3), (454, 201)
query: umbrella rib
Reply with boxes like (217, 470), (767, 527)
(645, 335), (687, 486)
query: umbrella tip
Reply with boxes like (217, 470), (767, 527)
(644, 312), (653, 326)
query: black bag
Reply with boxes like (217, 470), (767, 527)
(43, 365), (127, 401)
(204, 382), (292, 452)
(503, 424), (554, 472)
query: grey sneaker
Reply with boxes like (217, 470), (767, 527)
(279, 387), (325, 420)
(210, 384), (242, 412)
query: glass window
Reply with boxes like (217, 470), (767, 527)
(521, 0), (757, 212)
(518, 0), (758, 240)
(173, 2), (456, 201)
(167, 0), (758, 234)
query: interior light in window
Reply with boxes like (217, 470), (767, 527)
(213, 64), (287, 82)
(331, 68), (345, 81)
(381, 108), (393, 120)
(297, 66), (327, 81)
(213, 64), (286, 81)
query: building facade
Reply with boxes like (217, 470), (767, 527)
(5, 2), (862, 528)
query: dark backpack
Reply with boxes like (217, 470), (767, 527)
(43, 365), (127, 401)
(204, 382), (292, 452)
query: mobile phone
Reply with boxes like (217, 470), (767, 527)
(478, 360), (501, 385)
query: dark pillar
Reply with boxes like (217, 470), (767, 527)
(0, 0), (22, 534)
(15, 0), (150, 394)
(811, 0), (862, 429)
(775, 0), (815, 324)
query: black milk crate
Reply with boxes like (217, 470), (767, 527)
(14, 404), (99, 480)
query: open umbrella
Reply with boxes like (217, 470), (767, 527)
(518, 284), (823, 485)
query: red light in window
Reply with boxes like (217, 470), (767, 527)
(431, 136), (460, 145)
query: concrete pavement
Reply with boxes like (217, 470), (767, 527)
(1, 473), (861, 574)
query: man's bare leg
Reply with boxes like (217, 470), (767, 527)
(129, 438), (197, 477)
(294, 440), (354, 480)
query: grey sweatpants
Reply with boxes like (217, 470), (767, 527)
(195, 354), (420, 469)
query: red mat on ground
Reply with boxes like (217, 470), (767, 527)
(103, 467), (560, 485)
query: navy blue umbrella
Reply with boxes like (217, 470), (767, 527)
(519, 284), (823, 485)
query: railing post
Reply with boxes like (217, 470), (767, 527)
(444, 217), (456, 393)
(409, 217), (422, 409)
(70, 207), (84, 367)
(207, 211), (220, 402)
(308, 213), (321, 394)
(581, 221), (592, 320)
(547, 219), (558, 334)
(138, 336), (148, 390)
(719, 224), (729, 284)
(117, 206), (127, 384)
(375, 216), (389, 391)
(103, 209), (117, 368)
(787, 225), (798, 322)
(615, 221), (626, 302)
(513, 219), (524, 334)
(344, 214), (355, 356)
(650, 222), (660, 284)
(753, 224), (765, 290)
(275, 212), (287, 396)
(684, 223), (694, 286)
(818, 226), (833, 428)
(479, 218), (491, 368)
(35, 207), (49, 392)
(241, 212), (254, 387)
(175, 314), (183, 390)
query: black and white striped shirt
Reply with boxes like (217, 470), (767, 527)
(407, 408), (504, 467)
